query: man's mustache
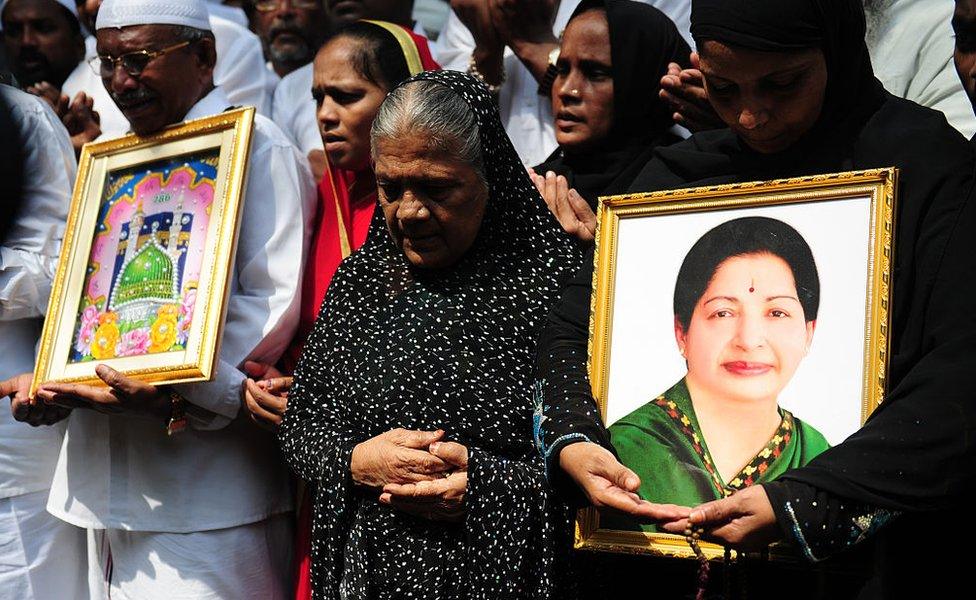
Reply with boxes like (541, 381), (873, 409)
(111, 87), (158, 107)
(269, 21), (307, 44)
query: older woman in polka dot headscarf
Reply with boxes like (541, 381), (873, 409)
(278, 70), (586, 599)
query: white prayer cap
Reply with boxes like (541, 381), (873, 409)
(0, 0), (80, 23)
(96, 0), (212, 32)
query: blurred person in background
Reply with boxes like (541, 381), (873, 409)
(659, 0), (976, 138)
(530, 0), (689, 244)
(1, 0), (85, 92)
(437, 0), (691, 167)
(1, 0), (99, 152)
(271, 0), (425, 180)
(0, 81), (86, 600)
(246, 0), (330, 78)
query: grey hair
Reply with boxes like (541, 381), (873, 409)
(371, 80), (485, 184)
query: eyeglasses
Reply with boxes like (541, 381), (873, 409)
(253, 0), (322, 12)
(89, 41), (191, 78)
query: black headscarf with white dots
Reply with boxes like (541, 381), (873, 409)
(280, 70), (582, 598)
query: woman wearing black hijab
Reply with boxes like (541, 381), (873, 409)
(530, 0), (689, 241)
(538, 0), (976, 597)
(279, 70), (584, 598)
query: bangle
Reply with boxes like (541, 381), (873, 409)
(165, 389), (187, 436)
(467, 53), (504, 95)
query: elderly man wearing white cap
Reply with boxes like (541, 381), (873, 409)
(61, 0), (278, 140)
(3, 0), (315, 597)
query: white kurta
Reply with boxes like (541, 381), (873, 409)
(0, 84), (75, 499)
(866, 0), (976, 139)
(271, 62), (318, 156)
(0, 491), (88, 600)
(0, 84), (88, 600)
(203, 0), (249, 28)
(434, 0), (691, 167)
(87, 513), (292, 600)
(47, 86), (316, 534)
(63, 14), (277, 139)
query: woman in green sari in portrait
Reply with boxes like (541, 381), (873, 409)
(605, 217), (830, 532)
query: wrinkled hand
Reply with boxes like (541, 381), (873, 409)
(529, 168), (596, 243)
(35, 364), (169, 420)
(559, 441), (691, 522)
(2, 373), (71, 427)
(351, 428), (450, 489)
(489, 0), (557, 48)
(61, 92), (102, 154)
(660, 484), (780, 550)
(381, 440), (468, 522)
(659, 52), (724, 133)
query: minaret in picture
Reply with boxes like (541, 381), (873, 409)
(124, 201), (145, 264)
(168, 187), (184, 259)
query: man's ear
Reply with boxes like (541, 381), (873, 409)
(195, 36), (218, 74)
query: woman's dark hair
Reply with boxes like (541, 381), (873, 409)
(673, 216), (820, 330)
(328, 21), (412, 91)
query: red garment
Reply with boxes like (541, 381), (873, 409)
(288, 22), (440, 600)
(282, 166), (376, 373)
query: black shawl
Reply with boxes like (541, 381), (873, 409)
(537, 0), (976, 596)
(534, 0), (689, 208)
(280, 70), (583, 599)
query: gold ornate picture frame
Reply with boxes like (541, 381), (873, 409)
(578, 169), (896, 559)
(31, 107), (255, 395)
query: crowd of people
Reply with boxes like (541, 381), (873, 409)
(0, 0), (973, 598)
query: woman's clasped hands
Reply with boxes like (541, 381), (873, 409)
(350, 428), (469, 523)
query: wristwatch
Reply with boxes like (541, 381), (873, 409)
(537, 47), (561, 97)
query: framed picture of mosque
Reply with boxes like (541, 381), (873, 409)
(31, 107), (255, 395)
(576, 168), (896, 560)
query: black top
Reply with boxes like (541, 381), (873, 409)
(536, 0), (976, 596)
(279, 70), (583, 599)
(533, 0), (689, 208)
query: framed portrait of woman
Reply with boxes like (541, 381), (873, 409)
(577, 169), (896, 559)
(30, 107), (255, 395)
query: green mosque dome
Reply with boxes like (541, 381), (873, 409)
(112, 240), (176, 307)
